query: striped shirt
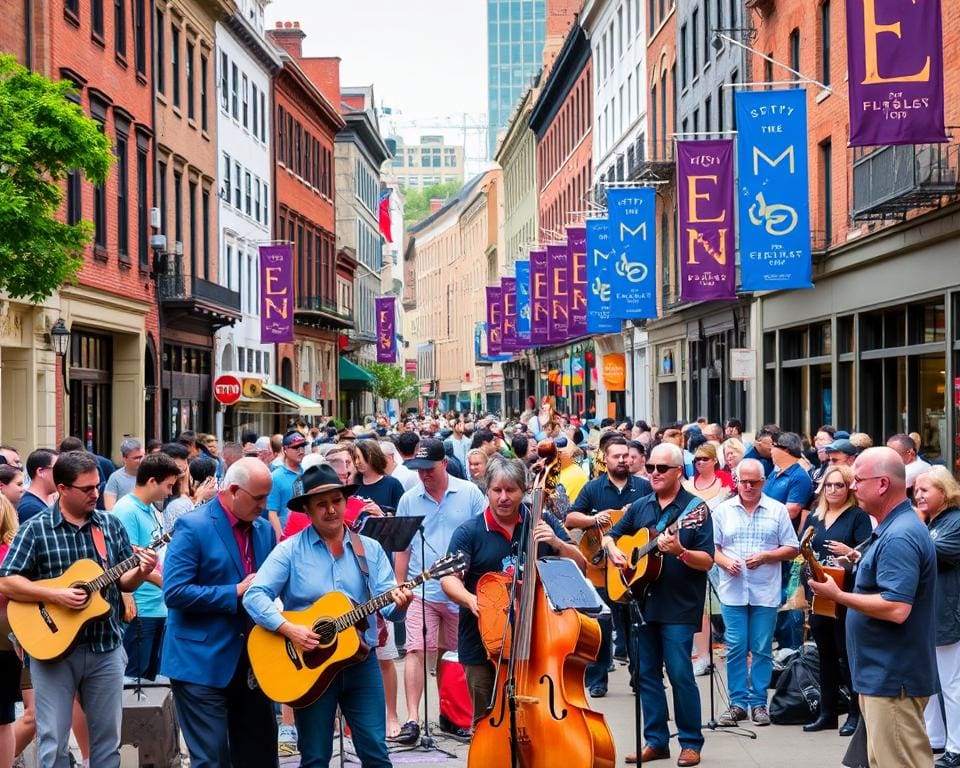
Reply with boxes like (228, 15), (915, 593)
(0, 502), (133, 653)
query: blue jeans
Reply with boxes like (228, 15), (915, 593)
(122, 616), (165, 680)
(295, 654), (391, 768)
(636, 622), (703, 751)
(720, 604), (778, 710)
(585, 587), (614, 691)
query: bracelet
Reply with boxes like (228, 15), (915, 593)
(678, 549), (689, 563)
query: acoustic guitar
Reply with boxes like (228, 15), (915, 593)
(8, 532), (172, 661)
(578, 506), (629, 588)
(799, 527), (846, 618)
(606, 505), (708, 603)
(248, 551), (466, 708)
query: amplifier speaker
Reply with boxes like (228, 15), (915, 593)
(120, 685), (181, 768)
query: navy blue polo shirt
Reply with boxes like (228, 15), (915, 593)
(17, 492), (49, 524)
(447, 506), (570, 665)
(568, 473), (652, 517)
(846, 501), (938, 698)
(763, 462), (813, 530)
(608, 487), (713, 626)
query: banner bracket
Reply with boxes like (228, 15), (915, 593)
(713, 32), (832, 93)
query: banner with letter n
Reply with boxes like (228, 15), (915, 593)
(529, 249), (549, 347)
(845, 0), (946, 146)
(486, 285), (503, 356)
(546, 244), (570, 344)
(259, 244), (294, 343)
(375, 296), (397, 363)
(735, 90), (814, 292)
(567, 227), (588, 337)
(585, 218), (620, 333)
(515, 259), (531, 348)
(677, 140), (736, 302)
(605, 187), (657, 319)
(501, 277), (518, 352)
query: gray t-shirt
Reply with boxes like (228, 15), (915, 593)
(104, 468), (137, 502)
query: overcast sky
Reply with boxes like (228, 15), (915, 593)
(265, 0), (490, 167)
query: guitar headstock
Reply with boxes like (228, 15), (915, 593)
(427, 551), (467, 580)
(530, 440), (561, 492)
(799, 526), (815, 555)
(148, 531), (173, 549)
(680, 505), (708, 529)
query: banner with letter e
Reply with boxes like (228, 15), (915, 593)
(375, 296), (397, 363)
(585, 218), (620, 333)
(845, 0), (946, 147)
(259, 244), (294, 343)
(677, 140), (736, 302)
(500, 277), (518, 352)
(605, 187), (657, 319)
(735, 90), (813, 292)
(529, 249), (549, 347)
(486, 286), (503, 356)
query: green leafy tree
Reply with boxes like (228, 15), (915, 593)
(362, 362), (420, 408)
(403, 180), (463, 227)
(0, 55), (113, 303)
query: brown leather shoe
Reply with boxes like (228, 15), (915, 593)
(676, 748), (701, 767)
(625, 746), (671, 763)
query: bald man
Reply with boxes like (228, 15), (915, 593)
(809, 447), (937, 768)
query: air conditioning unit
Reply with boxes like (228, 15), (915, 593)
(174, 241), (184, 256)
(150, 207), (161, 229)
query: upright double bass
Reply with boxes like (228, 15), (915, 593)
(469, 443), (616, 768)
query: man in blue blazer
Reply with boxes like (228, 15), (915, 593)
(161, 457), (278, 767)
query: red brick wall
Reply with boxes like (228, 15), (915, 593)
(538, 60), (594, 240)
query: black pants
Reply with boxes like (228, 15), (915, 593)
(810, 611), (859, 719)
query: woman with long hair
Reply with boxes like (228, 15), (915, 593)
(721, 438), (746, 475)
(915, 466), (960, 766)
(800, 464), (872, 735)
(0, 465), (22, 766)
(354, 440), (404, 516)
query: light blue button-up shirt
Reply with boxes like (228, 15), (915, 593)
(396, 474), (486, 604)
(243, 524), (402, 648)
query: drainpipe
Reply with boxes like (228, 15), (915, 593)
(24, 0), (32, 70)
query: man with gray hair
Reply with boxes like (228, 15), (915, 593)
(104, 438), (145, 510)
(810, 447), (938, 768)
(712, 459), (799, 728)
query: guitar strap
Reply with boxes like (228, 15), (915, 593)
(656, 497), (704, 534)
(346, 527), (384, 640)
(90, 523), (109, 569)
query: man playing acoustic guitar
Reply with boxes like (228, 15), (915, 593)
(0, 450), (158, 768)
(601, 442), (713, 767)
(244, 464), (413, 768)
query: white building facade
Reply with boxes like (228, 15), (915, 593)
(213, 2), (280, 438)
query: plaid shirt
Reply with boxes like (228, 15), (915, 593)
(0, 502), (133, 653)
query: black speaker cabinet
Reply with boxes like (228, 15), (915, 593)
(120, 685), (181, 768)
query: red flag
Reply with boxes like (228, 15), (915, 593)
(378, 190), (393, 243)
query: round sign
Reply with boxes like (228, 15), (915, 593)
(213, 374), (242, 405)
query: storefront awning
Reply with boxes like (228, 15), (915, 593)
(339, 356), (374, 384)
(238, 383), (324, 416)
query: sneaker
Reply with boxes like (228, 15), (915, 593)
(717, 705), (748, 727)
(936, 752), (960, 768)
(392, 720), (420, 746)
(278, 724), (298, 744)
(589, 686), (607, 698)
(692, 656), (709, 676)
(751, 706), (771, 726)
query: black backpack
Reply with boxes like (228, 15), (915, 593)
(769, 645), (822, 725)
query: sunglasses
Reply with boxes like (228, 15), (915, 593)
(645, 463), (681, 474)
(694, 456), (713, 463)
(823, 482), (847, 491)
(737, 479), (763, 487)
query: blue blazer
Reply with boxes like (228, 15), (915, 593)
(160, 495), (276, 688)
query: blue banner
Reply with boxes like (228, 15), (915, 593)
(585, 219), (620, 334)
(605, 187), (657, 319)
(735, 89), (813, 291)
(515, 259), (531, 347)
(475, 322), (509, 364)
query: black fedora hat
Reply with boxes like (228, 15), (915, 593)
(287, 464), (358, 512)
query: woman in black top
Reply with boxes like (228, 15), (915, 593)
(353, 440), (405, 515)
(800, 464), (873, 736)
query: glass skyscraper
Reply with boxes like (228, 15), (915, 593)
(487, 0), (546, 158)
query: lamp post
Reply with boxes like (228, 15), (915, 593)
(50, 318), (70, 395)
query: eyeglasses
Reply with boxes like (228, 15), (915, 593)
(823, 482), (847, 491)
(645, 463), (681, 474)
(236, 486), (269, 503)
(66, 483), (100, 495)
(853, 476), (884, 485)
(737, 479), (763, 487)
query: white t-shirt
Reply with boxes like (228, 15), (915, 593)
(391, 461), (420, 492)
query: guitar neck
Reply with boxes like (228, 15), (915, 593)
(801, 547), (827, 582)
(634, 519), (682, 560)
(87, 552), (144, 593)
(331, 572), (427, 633)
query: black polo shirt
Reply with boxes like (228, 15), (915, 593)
(446, 506), (570, 665)
(569, 473), (652, 517)
(608, 487), (713, 626)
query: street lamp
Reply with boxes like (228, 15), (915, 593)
(50, 318), (70, 391)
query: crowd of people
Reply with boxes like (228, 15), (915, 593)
(0, 403), (950, 767)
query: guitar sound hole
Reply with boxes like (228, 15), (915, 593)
(69, 582), (93, 609)
(314, 620), (337, 647)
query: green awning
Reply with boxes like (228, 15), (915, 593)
(339, 356), (374, 384)
(260, 383), (325, 416)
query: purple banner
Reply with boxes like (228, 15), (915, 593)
(259, 244), (294, 343)
(567, 227), (587, 337)
(375, 296), (397, 363)
(677, 140), (737, 302)
(845, 0), (946, 147)
(547, 244), (570, 343)
(501, 277), (518, 352)
(486, 286), (503, 356)
(530, 249), (549, 347)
